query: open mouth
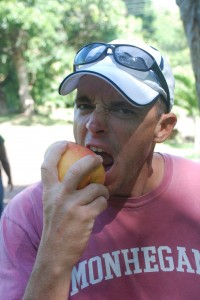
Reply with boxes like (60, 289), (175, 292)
(89, 146), (114, 172)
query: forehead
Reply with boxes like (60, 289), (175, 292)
(76, 75), (128, 103)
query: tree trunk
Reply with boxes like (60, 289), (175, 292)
(176, 0), (200, 109)
(13, 49), (34, 116)
(176, 0), (200, 154)
(0, 85), (8, 115)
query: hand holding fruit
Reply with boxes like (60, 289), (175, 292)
(57, 141), (105, 189)
(40, 141), (108, 271)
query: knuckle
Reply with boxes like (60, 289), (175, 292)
(79, 209), (90, 222)
(41, 160), (48, 171)
(90, 196), (108, 218)
(41, 161), (53, 183)
(41, 162), (50, 176)
(66, 204), (77, 219)
(88, 183), (98, 193)
(89, 183), (108, 198)
(98, 196), (108, 209)
(68, 166), (82, 178)
(86, 184), (101, 199)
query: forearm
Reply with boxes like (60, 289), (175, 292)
(0, 144), (12, 183)
(1, 160), (12, 183)
(22, 142), (108, 299)
(22, 257), (72, 300)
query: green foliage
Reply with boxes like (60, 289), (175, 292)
(0, 0), (128, 112)
(0, 0), (67, 111)
(140, 1), (157, 40)
(62, 0), (126, 49)
(175, 72), (198, 116)
(0, 57), (20, 112)
(137, 5), (189, 67)
(0, 0), (199, 117)
(151, 9), (190, 69)
(136, 1), (198, 115)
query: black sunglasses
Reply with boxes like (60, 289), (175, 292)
(73, 42), (170, 111)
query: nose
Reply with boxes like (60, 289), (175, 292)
(86, 106), (108, 135)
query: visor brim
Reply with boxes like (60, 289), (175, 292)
(59, 64), (159, 107)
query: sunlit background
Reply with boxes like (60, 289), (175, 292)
(0, 0), (199, 202)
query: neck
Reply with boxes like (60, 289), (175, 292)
(142, 152), (164, 195)
(128, 152), (164, 198)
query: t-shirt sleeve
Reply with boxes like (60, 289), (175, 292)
(0, 183), (43, 299)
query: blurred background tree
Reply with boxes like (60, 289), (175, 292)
(0, 0), (68, 113)
(0, 0), (199, 135)
(176, 0), (200, 109)
(0, 0), (127, 114)
(175, 0), (200, 151)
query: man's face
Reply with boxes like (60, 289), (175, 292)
(73, 75), (160, 197)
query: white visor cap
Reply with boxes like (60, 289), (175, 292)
(59, 39), (175, 111)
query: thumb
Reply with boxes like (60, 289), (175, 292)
(41, 141), (68, 186)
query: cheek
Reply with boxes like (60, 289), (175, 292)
(73, 114), (84, 143)
(117, 126), (156, 168)
(73, 109), (88, 143)
(73, 120), (78, 141)
(73, 122), (84, 143)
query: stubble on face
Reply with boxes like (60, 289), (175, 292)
(73, 75), (160, 197)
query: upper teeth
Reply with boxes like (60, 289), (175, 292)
(90, 146), (104, 153)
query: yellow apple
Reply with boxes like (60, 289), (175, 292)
(57, 142), (105, 189)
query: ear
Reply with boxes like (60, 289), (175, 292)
(154, 113), (177, 143)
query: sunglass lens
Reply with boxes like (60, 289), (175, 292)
(114, 46), (154, 70)
(75, 43), (106, 65)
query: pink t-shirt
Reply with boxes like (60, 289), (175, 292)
(1, 154), (200, 299)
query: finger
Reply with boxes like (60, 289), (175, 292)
(86, 195), (108, 218)
(77, 183), (109, 206)
(41, 140), (68, 186)
(62, 154), (103, 192)
(44, 140), (68, 160)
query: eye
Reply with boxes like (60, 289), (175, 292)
(118, 108), (134, 114)
(76, 103), (95, 111)
(109, 106), (135, 118)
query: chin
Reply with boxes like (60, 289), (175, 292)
(105, 179), (122, 197)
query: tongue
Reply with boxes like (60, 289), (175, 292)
(98, 152), (114, 167)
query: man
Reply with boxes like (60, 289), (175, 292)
(0, 135), (13, 217)
(0, 39), (200, 299)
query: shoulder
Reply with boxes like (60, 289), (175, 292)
(2, 181), (43, 235)
(165, 153), (200, 168)
(162, 153), (200, 181)
(0, 182), (43, 296)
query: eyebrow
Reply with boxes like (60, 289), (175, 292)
(75, 95), (92, 103)
(109, 100), (133, 107)
(75, 96), (137, 110)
